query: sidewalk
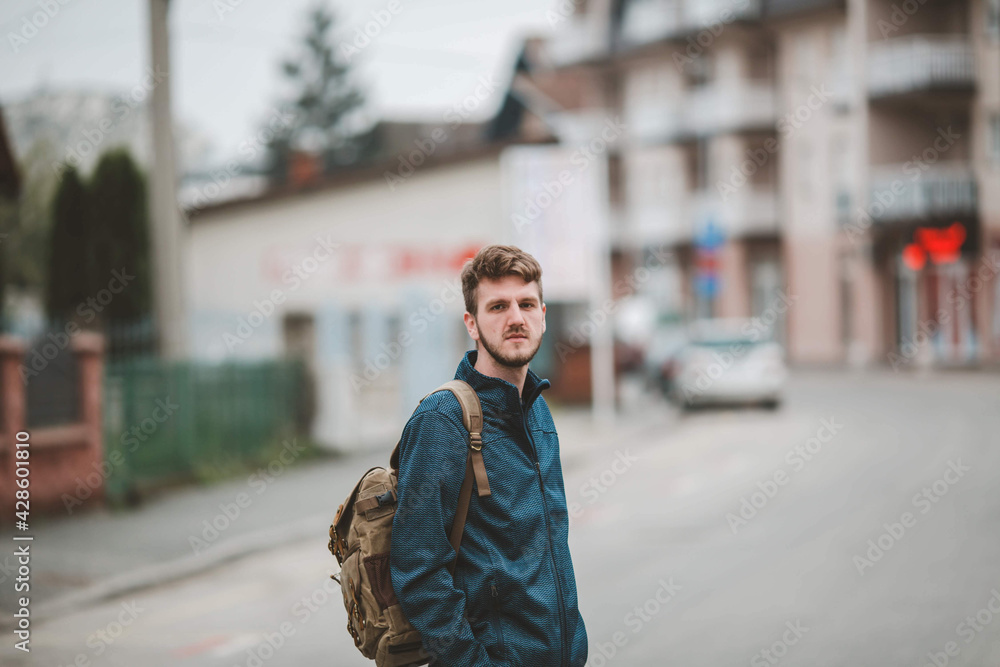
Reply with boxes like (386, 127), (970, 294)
(0, 399), (674, 624)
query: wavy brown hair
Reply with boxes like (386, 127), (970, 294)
(461, 245), (543, 317)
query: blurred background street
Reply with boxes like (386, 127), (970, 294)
(1, 0), (1000, 664)
(2, 370), (999, 666)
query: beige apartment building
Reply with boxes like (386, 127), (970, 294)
(527, 0), (1000, 367)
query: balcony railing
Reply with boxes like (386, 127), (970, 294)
(625, 102), (684, 143)
(625, 82), (775, 142)
(683, 0), (761, 28)
(868, 35), (975, 97)
(684, 83), (776, 135)
(547, 18), (609, 66)
(548, 109), (622, 146)
(620, 0), (682, 46)
(619, 0), (760, 46)
(691, 187), (778, 237)
(623, 150), (690, 244)
(626, 199), (693, 246)
(867, 162), (977, 221)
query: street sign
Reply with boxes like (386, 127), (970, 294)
(694, 218), (723, 299)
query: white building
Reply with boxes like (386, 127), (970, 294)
(187, 148), (511, 451)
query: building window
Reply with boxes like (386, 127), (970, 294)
(687, 139), (710, 192)
(682, 53), (713, 90)
(348, 309), (364, 373)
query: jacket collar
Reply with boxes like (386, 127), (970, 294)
(455, 349), (551, 416)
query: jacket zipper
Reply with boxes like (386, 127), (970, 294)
(491, 583), (505, 658)
(522, 407), (569, 667)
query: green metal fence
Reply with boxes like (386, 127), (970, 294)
(103, 358), (305, 502)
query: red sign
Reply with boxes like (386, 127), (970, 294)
(902, 222), (966, 270)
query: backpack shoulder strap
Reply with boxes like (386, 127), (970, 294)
(390, 380), (488, 492)
(388, 378), (490, 574)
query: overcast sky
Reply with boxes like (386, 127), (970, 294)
(0, 0), (556, 164)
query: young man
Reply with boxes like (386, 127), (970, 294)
(390, 245), (588, 666)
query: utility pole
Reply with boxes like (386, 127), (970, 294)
(148, 0), (187, 359)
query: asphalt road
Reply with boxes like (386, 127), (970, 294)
(6, 369), (1000, 666)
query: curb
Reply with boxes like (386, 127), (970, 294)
(2, 513), (328, 627)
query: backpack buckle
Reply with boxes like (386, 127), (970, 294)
(375, 490), (396, 508)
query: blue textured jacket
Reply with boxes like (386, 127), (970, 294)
(390, 349), (588, 666)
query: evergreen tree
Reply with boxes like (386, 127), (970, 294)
(45, 166), (90, 322)
(87, 149), (151, 322)
(263, 3), (378, 183)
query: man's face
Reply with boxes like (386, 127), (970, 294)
(464, 275), (546, 369)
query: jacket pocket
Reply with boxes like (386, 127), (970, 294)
(490, 582), (506, 660)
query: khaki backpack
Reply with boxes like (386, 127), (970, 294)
(328, 379), (491, 666)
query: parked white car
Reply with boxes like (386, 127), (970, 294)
(672, 318), (787, 410)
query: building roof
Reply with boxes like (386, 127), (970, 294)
(186, 136), (555, 222)
(187, 52), (560, 223)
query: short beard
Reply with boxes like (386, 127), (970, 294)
(476, 319), (542, 369)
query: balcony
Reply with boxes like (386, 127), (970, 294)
(623, 151), (691, 244)
(625, 102), (684, 144)
(684, 83), (776, 136)
(626, 200), (693, 246)
(547, 18), (609, 67)
(682, 0), (761, 28)
(691, 187), (778, 237)
(620, 0), (682, 46)
(547, 109), (622, 146)
(868, 35), (975, 98)
(867, 162), (977, 222)
(619, 0), (761, 47)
